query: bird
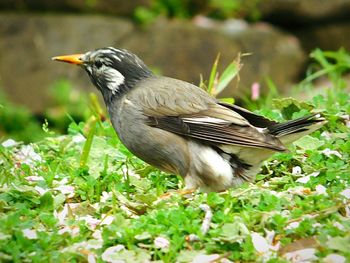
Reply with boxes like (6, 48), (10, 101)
(52, 47), (325, 192)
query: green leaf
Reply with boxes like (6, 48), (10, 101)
(219, 97), (235, 104)
(207, 192), (225, 207)
(293, 135), (325, 150)
(216, 59), (241, 94)
(326, 236), (350, 252)
(207, 54), (220, 95)
(80, 117), (97, 167)
(219, 218), (250, 243)
(272, 97), (314, 119)
(39, 192), (54, 211)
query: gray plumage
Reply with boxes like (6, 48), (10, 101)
(53, 47), (325, 192)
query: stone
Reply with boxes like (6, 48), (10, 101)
(0, 14), (305, 112)
(260, 0), (350, 25)
(121, 18), (305, 98)
(0, 14), (134, 112)
(0, 0), (151, 16)
(292, 22), (350, 53)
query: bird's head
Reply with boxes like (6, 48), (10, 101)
(53, 47), (153, 103)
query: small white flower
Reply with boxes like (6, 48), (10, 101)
(192, 254), (220, 263)
(321, 148), (342, 158)
(34, 186), (48, 196)
(265, 229), (280, 251)
(101, 245), (125, 263)
(86, 239), (103, 250)
(100, 215), (114, 226)
(320, 131), (331, 140)
(101, 191), (112, 203)
(284, 248), (318, 262)
(324, 253), (346, 263)
(315, 184), (327, 195)
(22, 228), (38, 239)
(340, 189), (350, 199)
(87, 254), (96, 263)
(332, 222), (345, 231)
(54, 203), (80, 225)
(312, 223), (322, 228)
(296, 176), (311, 184)
(26, 175), (44, 182)
(251, 232), (269, 253)
(2, 139), (17, 148)
(55, 185), (75, 196)
(56, 177), (69, 185)
(296, 172), (319, 184)
(72, 134), (86, 143)
(16, 145), (42, 165)
(288, 186), (311, 195)
(58, 225), (80, 236)
(92, 230), (102, 240)
(292, 166), (302, 175)
(80, 215), (101, 230)
(154, 236), (170, 249)
(285, 221), (300, 230)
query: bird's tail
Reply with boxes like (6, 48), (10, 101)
(268, 114), (326, 145)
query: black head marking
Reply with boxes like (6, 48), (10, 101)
(79, 47), (153, 104)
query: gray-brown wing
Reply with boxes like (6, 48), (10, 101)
(130, 76), (285, 151)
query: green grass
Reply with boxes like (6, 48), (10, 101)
(0, 49), (350, 262)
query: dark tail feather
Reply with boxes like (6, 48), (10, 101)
(268, 114), (326, 144)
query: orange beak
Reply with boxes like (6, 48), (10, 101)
(52, 54), (84, 65)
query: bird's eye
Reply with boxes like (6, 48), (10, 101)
(95, 61), (103, 69)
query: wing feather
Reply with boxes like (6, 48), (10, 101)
(130, 76), (285, 151)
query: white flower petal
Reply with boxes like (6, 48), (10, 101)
(80, 215), (101, 230)
(315, 185), (327, 195)
(284, 248), (318, 262)
(101, 245), (125, 263)
(16, 145), (42, 165)
(26, 175), (44, 182)
(101, 191), (112, 202)
(321, 148), (342, 158)
(324, 253), (346, 263)
(154, 236), (170, 249)
(296, 172), (319, 184)
(192, 254), (220, 263)
(251, 232), (269, 253)
(296, 176), (311, 184)
(292, 166), (302, 175)
(22, 228), (38, 239)
(332, 222), (345, 231)
(55, 185), (75, 195)
(340, 189), (350, 199)
(285, 221), (300, 230)
(72, 134), (86, 143)
(2, 139), (17, 148)
(92, 230), (102, 240)
(34, 186), (48, 196)
(100, 215), (114, 226)
(320, 131), (331, 140)
(86, 239), (103, 250)
(87, 254), (96, 263)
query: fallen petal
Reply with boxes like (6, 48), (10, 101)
(284, 248), (318, 262)
(340, 189), (350, 199)
(251, 232), (269, 253)
(324, 253), (346, 263)
(22, 228), (38, 239)
(154, 236), (170, 249)
(192, 254), (220, 263)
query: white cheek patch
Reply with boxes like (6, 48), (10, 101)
(103, 67), (125, 94)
